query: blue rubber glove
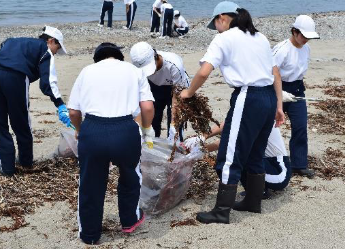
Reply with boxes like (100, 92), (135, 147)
(58, 104), (71, 127)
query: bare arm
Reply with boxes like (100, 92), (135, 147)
(204, 121), (224, 139)
(69, 109), (82, 139)
(272, 66), (285, 127)
(139, 100), (154, 128)
(180, 62), (213, 99)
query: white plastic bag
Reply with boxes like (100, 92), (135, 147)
(55, 129), (78, 157)
(140, 138), (203, 215)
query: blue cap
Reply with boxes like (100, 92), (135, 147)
(207, 1), (240, 30)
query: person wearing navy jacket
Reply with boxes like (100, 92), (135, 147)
(0, 26), (70, 177)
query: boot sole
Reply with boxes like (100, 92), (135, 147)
(196, 215), (229, 224)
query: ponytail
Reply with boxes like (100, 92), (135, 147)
(228, 8), (258, 35)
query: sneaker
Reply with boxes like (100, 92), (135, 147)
(122, 209), (145, 233)
(156, 32), (160, 36)
(97, 24), (104, 27)
(122, 26), (128, 30)
(107, 27), (112, 30)
(0, 162), (14, 177)
(158, 36), (166, 39)
(150, 32), (156, 38)
(292, 168), (315, 179)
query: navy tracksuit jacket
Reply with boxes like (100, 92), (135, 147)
(0, 38), (63, 174)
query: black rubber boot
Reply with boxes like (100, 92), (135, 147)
(196, 182), (237, 224)
(233, 173), (265, 213)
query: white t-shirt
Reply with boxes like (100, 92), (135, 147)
(161, 3), (173, 14)
(148, 51), (190, 88)
(152, 0), (162, 9)
(174, 16), (188, 28)
(124, 0), (135, 4)
(272, 39), (310, 82)
(200, 27), (274, 87)
(68, 59), (154, 118)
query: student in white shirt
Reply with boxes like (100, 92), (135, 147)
(98, 0), (115, 28)
(130, 41), (190, 143)
(150, 0), (162, 35)
(68, 43), (154, 245)
(160, 0), (174, 38)
(273, 15), (319, 179)
(180, 1), (284, 224)
(173, 10), (189, 37)
(123, 0), (137, 30)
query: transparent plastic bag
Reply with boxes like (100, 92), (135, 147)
(55, 129), (78, 157)
(140, 138), (203, 215)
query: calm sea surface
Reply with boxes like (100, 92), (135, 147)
(1, 0), (345, 26)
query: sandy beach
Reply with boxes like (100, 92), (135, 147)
(0, 12), (345, 249)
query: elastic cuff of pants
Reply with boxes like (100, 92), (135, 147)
(80, 232), (101, 245)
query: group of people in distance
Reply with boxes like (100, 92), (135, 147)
(0, 0), (319, 245)
(98, 0), (189, 38)
(98, 0), (138, 30)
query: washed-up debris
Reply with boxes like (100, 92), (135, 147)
(186, 155), (218, 201)
(309, 147), (345, 180)
(170, 87), (220, 161)
(309, 99), (345, 135)
(308, 113), (345, 135)
(170, 218), (198, 228)
(0, 157), (118, 232)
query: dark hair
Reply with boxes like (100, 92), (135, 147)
(291, 27), (300, 35)
(227, 8), (258, 35)
(93, 42), (124, 63)
(38, 34), (53, 41)
(153, 48), (159, 60)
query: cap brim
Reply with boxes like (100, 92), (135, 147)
(301, 31), (320, 39)
(141, 59), (156, 77)
(57, 42), (67, 55)
(207, 17), (217, 30)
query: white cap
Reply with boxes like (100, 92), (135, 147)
(174, 10), (180, 17)
(43, 26), (67, 54)
(293, 15), (319, 39)
(130, 42), (156, 77)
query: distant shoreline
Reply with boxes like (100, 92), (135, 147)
(1, 11), (345, 57)
(1, 10), (345, 28)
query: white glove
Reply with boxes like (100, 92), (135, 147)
(184, 135), (206, 150)
(141, 126), (155, 149)
(282, 91), (297, 102)
(167, 125), (177, 143)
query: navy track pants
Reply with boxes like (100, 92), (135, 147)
(0, 68), (32, 174)
(282, 80), (308, 169)
(148, 81), (183, 141)
(216, 85), (277, 185)
(150, 9), (160, 32)
(78, 114), (142, 244)
(162, 9), (173, 37)
(100, 1), (114, 27)
(126, 1), (137, 29)
(241, 156), (291, 191)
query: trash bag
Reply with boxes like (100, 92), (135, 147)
(140, 138), (203, 215)
(55, 129), (78, 157)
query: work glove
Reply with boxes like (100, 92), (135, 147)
(58, 104), (71, 127)
(142, 126), (155, 149)
(282, 91), (297, 102)
(184, 135), (206, 150)
(167, 125), (177, 144)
